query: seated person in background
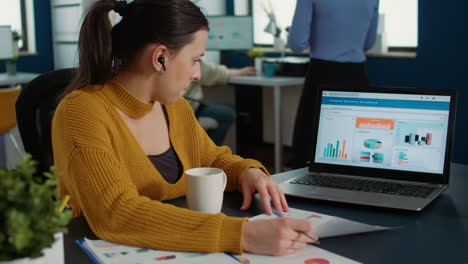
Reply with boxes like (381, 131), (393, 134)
(185, 58), (255, 145)
(52, 0), (315, 257)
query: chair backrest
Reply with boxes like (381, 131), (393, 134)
(15, 68), (76, 176)
(0, 86), (21, 134)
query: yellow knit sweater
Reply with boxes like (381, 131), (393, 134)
(52, 80), (267, 254)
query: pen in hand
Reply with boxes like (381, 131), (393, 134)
(301, 231), (320, 245)
(273, 210), (320, 245)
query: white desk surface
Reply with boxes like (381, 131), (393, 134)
(229, 75), (304, 87)
(0, 72), (39, 86)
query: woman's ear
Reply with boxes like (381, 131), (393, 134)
(150, 44), (169, 72)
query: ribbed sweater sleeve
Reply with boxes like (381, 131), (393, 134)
(173, 99), (270, 192)
(65, 147), (245, 253)
(199, 126), (270, 192)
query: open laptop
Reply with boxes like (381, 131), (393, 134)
(280, 86), (457, 211)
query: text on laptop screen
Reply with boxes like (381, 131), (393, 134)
(314, 91), (451, 174)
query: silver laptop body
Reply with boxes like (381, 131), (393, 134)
(280, 87), (457, 211)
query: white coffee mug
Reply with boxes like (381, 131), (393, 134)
(185, 167), (227, 214)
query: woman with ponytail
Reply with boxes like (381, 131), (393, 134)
(52, 0), (315, 256)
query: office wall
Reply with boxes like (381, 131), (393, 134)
(366, 0), (468, 164)
(0, 0), (53, 74)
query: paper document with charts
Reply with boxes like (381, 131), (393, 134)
(78, 236), (362, 264)
(250, 207), (392, 238)
(229, 246), (361, 264)
(76, 238), (237, 264)
(77, 208), (390, 264)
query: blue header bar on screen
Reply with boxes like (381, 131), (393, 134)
(322, 97), (450, 110)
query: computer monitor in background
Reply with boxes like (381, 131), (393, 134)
(206, 16), (253, 50)
(0, 25), (14, 60)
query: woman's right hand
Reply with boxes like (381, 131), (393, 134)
(242, 218), (317, 256)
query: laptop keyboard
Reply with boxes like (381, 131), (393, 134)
(289, 174), (437, 198)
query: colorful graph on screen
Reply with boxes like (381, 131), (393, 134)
(323, 139), (348, 159)
(398, 151), (408, 164)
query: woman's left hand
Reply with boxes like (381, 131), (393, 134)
(240, 168), (289, 215)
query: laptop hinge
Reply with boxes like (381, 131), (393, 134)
(309, 171), (444, 187)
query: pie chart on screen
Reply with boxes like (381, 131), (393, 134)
(304, 258), (330, 264)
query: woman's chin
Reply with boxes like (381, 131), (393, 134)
(154, 92), (184, 105)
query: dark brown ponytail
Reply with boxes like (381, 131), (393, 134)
(63, 0), (208, 98)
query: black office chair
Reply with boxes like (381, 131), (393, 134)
(15, 68), (76, 178)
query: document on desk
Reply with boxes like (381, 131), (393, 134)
(250, 207), (392, 238)
(229, 245), (361, 264)
(77, 207), (390, 264)
(78, 237), (361, 264)
(76, 238), (237, 264)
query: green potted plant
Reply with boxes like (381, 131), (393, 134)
(0, 154), (72, 264)
(5, 30), (22, 76)
(11, 30), (22, 46)
(5, 52), (19, 76)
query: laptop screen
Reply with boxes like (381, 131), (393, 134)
(314, 90), (452, 174)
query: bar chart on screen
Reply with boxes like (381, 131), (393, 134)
(316, 113), (355, 162)
(322, 139), (349, 160)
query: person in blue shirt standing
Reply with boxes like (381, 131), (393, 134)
(287, 0), (379, 168)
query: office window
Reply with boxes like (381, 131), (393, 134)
(252, 0), (418, 49)
(252, 0), (296, 46)
(0, 0), (35, 52)
(380, 0), (418, 48)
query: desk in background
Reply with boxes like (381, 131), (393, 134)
(229, 75), (305, 173)
(0, 72), (39, 86)
(64, 163), (468, 264)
